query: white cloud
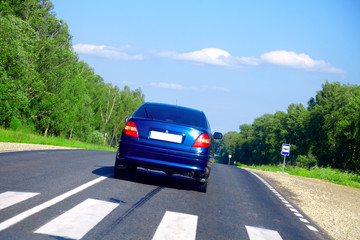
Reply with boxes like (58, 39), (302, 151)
(261, 50), (344, 75)
(73, 44), (145, 60)
(192, 85), (230, 92)
(150, 82), (184, 90)
(74, 45), (344, 76)
(150, 82), (229, 92)
(158, 48), (259, 68)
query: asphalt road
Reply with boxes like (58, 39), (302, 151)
(0, 149), (332, 240)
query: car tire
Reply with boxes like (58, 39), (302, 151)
(197, 181), (208, 193)
(114, 156), (128, 178)
(114, 166), (126, 178)
(128, 165), (137, 173)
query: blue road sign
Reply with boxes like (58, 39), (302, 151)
(281, 144), (290, 156)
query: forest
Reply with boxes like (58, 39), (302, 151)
(1, 1), (359, 174)
(216, 81), (360, 173)
(0, 0), (144, 146)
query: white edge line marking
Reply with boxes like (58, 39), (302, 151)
(243, 169), (321, 235)
(34, 198), (118, 239)
(306, 225), (319, 232)
(300, 218), (310, 223)
(0, 192), (39, 210)
(245, 225), (283, 240)
(289, 208), (298, 212)
(152, 211), (198, 240)
(0, 176), (107, 231)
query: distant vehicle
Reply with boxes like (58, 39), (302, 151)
(114, 102), (222, 192)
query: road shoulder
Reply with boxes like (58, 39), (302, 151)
(0, 142), (76, 152)
(248, 169), (360, 240)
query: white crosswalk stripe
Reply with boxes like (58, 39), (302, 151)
(34, 198), (118, 240)
(152, 211), (198, 240)
(0, 191), (286, 240)
(0, 176), (107, 232)
(0, 191), (39, 210)
(246, 225), (283, 240)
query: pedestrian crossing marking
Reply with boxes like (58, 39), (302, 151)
(0, 176), (107, 232)
(0, 191), (39, 210)
(34, 198), (118, 240)
(152, 211), (198, 240)
(246, 225), (283, 240)
(0, 191), (306, 239)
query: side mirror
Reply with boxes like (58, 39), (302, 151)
(213, 132), (223, 140)
(125, 117), (129, 122)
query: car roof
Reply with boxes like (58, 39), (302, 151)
(143, 102), (205, 114)
(133, 102), (210, 130)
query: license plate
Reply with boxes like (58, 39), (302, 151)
(149, 131), (183, 143)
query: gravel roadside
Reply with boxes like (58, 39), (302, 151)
(248, 169), (360, 240)
(0, 142), (76, 152)
(1, 142), (359, 239)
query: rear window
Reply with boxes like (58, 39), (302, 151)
(133, 104), (208, 129)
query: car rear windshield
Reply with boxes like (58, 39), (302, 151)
(133, 104), (208, 129)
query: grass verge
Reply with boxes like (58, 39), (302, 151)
(239, 163), (360, 189)
(0, 128), (116, 152)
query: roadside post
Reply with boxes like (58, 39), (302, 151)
(281, 144), (290, 173)
(228, 154), (232, 165)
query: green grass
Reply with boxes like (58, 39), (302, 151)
(0, 128), (116, 152)
(239, 163), (360, 189)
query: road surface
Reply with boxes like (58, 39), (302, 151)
(0, 149), (332, 239)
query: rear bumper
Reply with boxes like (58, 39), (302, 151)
(116, 140), (212, 175)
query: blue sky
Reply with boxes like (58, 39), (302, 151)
(52, 0), (360, 134)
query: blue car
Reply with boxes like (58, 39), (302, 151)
(114, 102), (222, 192)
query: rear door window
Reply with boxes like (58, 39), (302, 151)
(134, 104), (208, 129)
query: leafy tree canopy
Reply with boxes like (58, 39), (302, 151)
(0, 0), (144, 146)
(218, 81), (360, 173)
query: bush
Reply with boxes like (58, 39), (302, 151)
(90, 131), (104, 145)
(9, 117), (22, 130)
(296, 153), (317, 169)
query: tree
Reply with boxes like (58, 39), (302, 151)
(0, 15), (39, 127)
(218, 81), (360, 173)
(309, 82), (360, 172)
(0, 0), (145, 146)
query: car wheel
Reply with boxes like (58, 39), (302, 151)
(128, 165), (137, 173)
(197, 180), (208, 193)
(114, 157), (128, 178)
(114, 167), (125, 178)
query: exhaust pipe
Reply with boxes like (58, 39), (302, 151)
(198, 178), (206, 183)
(195, 167), (210, 182)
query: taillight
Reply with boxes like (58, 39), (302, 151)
(192, 133), (211, 148)
(123, 121), (139, 138)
